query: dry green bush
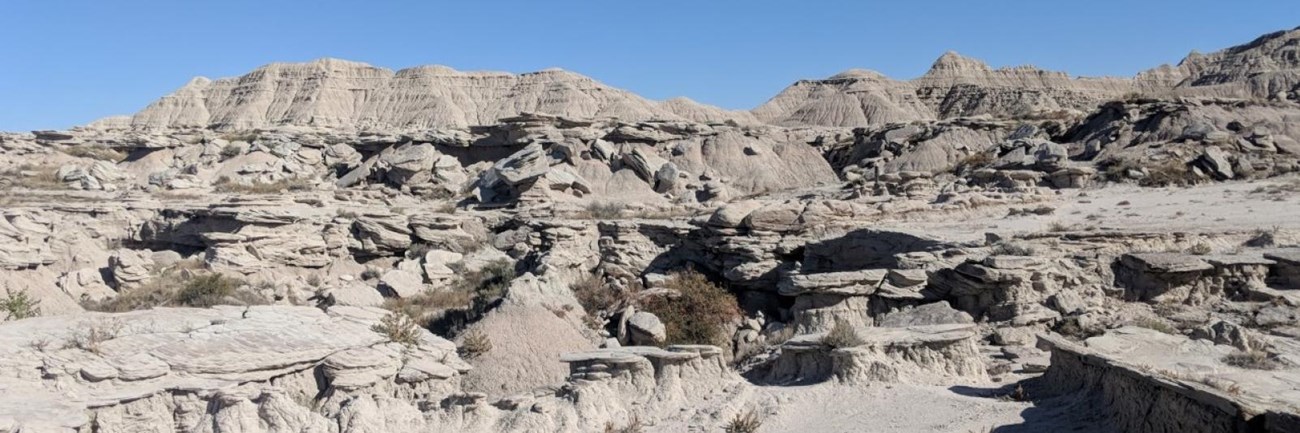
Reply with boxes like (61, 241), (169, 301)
(1222, 350), (1280, 370)
(1, 288), (41, 321)
(84, 266), (265, 312)
(212, 176), (313, 194)
(61, 145), (126, 162)
(821, 318), (865, 349)
(458, 330), (493, 359)
(637, 270), (741, 347)
(724, 409), (764, 433)
(372, 312), (421, 346)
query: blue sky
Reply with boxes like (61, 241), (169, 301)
(1, 1), (1296, 130)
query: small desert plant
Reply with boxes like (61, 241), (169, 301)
(360, 267), (382, 280)
(83, 266), (263, 312)
(990, 242), (1037, 256)
(2, 164), (66, 190)
(1142, 160), (1195, 187)
(219, 144), (243, 159)
(1244, 227), (1279, 248)
(2, 288), (41, 321)
(220, 131), (260, 143)
(212, 175), (313, 194)
(1222, 350), (1280, 370)
(821, 318), (865, 349)
(458, 330), (493, 359)
(604, 414), (644, 433)
(724, 409), (763, 433)
(61, 145), (126, 162)
(174, 274), (245, 307)
(954, 151), (996, 173)
(67, 320), (124, 354)
(1134, 317), (1177, 334)
(382, 290), (475, 327)
(637, 270), (741, 347)
(1188, 242), (1213, 255)
(372, 312), (422, 347)
(1047, 221), (1070, 232)
(572, 274), (622, 316)
(583, 201), (624, 219)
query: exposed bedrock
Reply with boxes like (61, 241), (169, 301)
(1036, 331), (1300, 433)
(761, 324), (986, 385)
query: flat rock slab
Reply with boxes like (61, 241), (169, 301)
(0, 305), (462, 426)
(1121, 253), (1214, 273)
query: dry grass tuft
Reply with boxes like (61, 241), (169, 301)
(1222, 350), (1281, 370)
(372, 312), (422, 347)
(724, 409), (764, 433)
(821, 318), (865, 349)
(212, 175), (314, 194)
(61, 145), (126, 162)
(458, 330), (493, 359)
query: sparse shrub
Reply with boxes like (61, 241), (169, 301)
(821, 318), (865, 349)
(405, 243), (435, 260)
(583, 201), (623, 219)
(382, 290), (474, 327)
(61, 145), (126, 162)
(360, 267), (381, 280)
(573, 274), (622, 316)
(2, 164), (66, 190)
(1047, 221), (1070, 232)
(385, 260), (516, 335)
(637, 270), (741, 347)
(1188, 242), (1213, 255)
(83, 266), (264, 312)
(1142, 160), (1195, 187)
(1244, 227), (1278, 247)
(724, 409), (763, 433)
(1, 288), (41, 321)
(212, 175), (314, 194)
(990, 242), (1036, 256)
(604, 414), (643, 433)
(1222, 350), (1280, 370)
(1134, 317), (1177, 334)
(174, 274), (244, 307)
(219, 144), (243, 159)
(372, 312), (421, 347)
(220, 131), (260, 143)
(67, 320), (124, 354)
(955, 151), (996, 173)
(458, 330), (493, 359)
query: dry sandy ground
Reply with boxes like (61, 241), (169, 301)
(901, 175), (1300, 242)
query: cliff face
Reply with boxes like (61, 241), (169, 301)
(129, 59), (754, 131)
(755, 28), (1300, 127)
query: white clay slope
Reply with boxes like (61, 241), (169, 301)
(130, 59), (752, 130)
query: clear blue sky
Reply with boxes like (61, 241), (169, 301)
(1, 1), (1296, 131)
